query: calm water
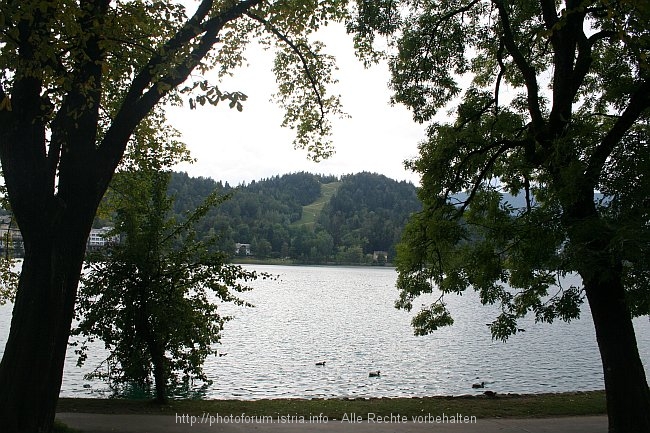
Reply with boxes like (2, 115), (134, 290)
(1, 264), (649, 399)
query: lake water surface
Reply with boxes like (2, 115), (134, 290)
(1, 264), (649, 399)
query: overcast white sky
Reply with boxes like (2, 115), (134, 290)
(165, 24), (429, 186)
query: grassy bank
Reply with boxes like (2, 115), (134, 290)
(57, 391), (606, 419)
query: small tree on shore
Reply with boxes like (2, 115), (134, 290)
(74, 167), (267, 403)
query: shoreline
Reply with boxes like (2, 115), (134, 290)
(57, 390), (607, 418)
(229, 258), (395, 267)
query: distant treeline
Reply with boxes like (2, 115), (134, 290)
(163, 171), (422, 264)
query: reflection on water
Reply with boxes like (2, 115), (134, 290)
(1, 264), (649, 399)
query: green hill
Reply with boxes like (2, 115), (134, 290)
(165, 171), (421, 264)
(292, 181), (341, 228)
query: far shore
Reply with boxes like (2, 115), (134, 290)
(230, 257), (395, 267)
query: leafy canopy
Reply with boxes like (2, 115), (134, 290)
(0, 0), (350, 167)
(349, 0), (650, 339)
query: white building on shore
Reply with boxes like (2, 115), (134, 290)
(87, 227), (120, 251)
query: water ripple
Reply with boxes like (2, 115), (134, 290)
(1, 265), (649, 399)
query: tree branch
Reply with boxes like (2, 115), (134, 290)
(494, 0), (545, 132)
(453, 139), (523, 215)
(99, 0), (263, 184)
(427, 0), (482, 31)
(245, 11), (328, 132)
(52, 0), (110, 196)
(585, 79), (650, 187)
(538, 0), (559, 32)
(0, 83), (6, 107)
(121, 0), (217, 107)
(543, 2), (583, 134)
(572, 30), (616, 98)
(494, 39), (506, 115)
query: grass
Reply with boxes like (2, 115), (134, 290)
(292, 182), (341, 228)
(53, 420), (81, 433)
(57, 391), (606, 419)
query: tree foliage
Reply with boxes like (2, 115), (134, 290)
(0, 255), (17, 305)
(165, 171), (421, 262)
(349, 0), (650, 430)
(0, 182), (17, 305)
(350, 0), (650, 336)
(0, 1), (353, 430)
(74, 167), (267, 402)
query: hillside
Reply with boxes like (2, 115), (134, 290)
(292, 181), (341, 228)
(167, 171), (421, 264)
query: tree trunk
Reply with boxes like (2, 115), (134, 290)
(135, 287), (168, 404)
(583, 269), (650, 433)
(557, 178), (650, 433)
(0, 217), (94, 432)
(149, 339), (168, 404)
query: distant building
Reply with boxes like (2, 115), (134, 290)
(235, 242), (252, 256)
(373, 251), (388, 263)
(87, 227), (119, 251)
(0, 215), (24, 257)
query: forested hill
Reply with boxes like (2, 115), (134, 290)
(167, 171), (421, 264)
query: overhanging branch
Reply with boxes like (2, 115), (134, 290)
(99, 0), (263, 178)
(453, 139), (523, 215)
(245, 11), (328, 132)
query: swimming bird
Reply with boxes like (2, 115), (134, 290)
(472, 381), (485, 389)
(369, 370), (381, 377)
(484, 390), (497, 397)
(219, 352), (228, 357)
(316, 361), (326, 366)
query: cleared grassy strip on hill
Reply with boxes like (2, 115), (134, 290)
(292, 182), (341, 228)
(57, 391), (606, 419)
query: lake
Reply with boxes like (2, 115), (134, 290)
(1, 264), (649, 399)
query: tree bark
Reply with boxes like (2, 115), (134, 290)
(0, 218), (93, 432)
(136, 290), (168, 404)
(565, 191), (650, 433)
(149, 339), (168, 404)
(583, 270), (650, 433)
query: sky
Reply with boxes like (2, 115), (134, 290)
(165, 24), (429, 186)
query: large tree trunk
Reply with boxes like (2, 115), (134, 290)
(0, 211), (95, 432)
(583, 270), (650, 433)
(559, 178), (650, 433)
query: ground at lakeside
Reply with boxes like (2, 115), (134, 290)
(55, 392), (607, 432)
(56, 412), (607, 433)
